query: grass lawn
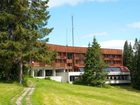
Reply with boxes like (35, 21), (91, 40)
(30, 79), (140, 105)
(0, 82), (23, 105)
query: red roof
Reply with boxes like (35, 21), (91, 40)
(47, 44), (122, 55)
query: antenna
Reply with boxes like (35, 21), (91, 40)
(66, 29), (68, 46)
(72, 16), (74, 47)
(71, 16), (75, 71)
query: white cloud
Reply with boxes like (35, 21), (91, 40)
(48, 0), (83, 8)
(82, 32), (108, 38)
(127, 22), (140, 29)
(93, 32), (108, 36)
(89, 0), (118, 2)
(100, 40), (134, 49)
(48, 0), (118, 8)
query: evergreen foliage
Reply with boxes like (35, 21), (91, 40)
(123, 39), (140, 90)
(74, 37), (107, 86)
(123, 41), (133, 70)
(131, 39), (140, 89)
(123, 41), (129, 66)
(0, 0), (55, 83)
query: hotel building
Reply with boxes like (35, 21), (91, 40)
(31, 44), (130, 84)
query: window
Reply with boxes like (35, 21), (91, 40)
(34, 69), (43, 77)
(67, 53), (73, 59)
(79, 67), (84, 72)
(70, 76), (79, 81)
(103, 67), (121, 72)
(45, 70), (53, 76)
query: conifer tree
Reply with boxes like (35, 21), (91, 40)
(80, 37), (107, 86)
(123, 41), (133, 70)
(131, 39), (140, 89)
(123, 41), (129, 66)
(127, 43), (133, 71)
(0, 0), (54, 83)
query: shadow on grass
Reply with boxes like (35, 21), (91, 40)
(0, 80), (14, 83)
(111, 84), (140, 93)
(0, 80), (20, 85)
(74, 82), (140, 93)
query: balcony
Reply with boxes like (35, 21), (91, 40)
(31, 62), (45, 67)
(103, 57), (122, 61)
(113, 58), (122, 60)
(74, 56), (79, 59)
(67, 59), (73, 63)
(54, 63), (66, 68)
(66, 66), (73, 69)
(56, 56), (67, 59)
(74, 64), (85, 68)
(109, 64), (123, 66)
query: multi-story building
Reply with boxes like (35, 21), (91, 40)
(31, 44), (130, 84)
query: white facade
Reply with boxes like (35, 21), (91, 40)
(31, 68), (131, 84)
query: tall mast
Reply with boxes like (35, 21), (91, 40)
(66, 29), (68, 46)
(72, 16), (74, 47)
(71, 16), (75, 71)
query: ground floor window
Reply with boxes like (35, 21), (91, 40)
(34, 69), (43, 77)
(45, 70), (53, 76)
(70, 76), (79, 81)
(107, 75), (130, 80)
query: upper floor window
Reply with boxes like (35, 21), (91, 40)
(67, 53), (73, 59)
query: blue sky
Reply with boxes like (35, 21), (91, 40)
(46, 0), (140, 49)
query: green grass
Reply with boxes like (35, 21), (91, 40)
(1, 79), (140, 105)
(0, 82), (23, 105)
(30, 79), (140, 105)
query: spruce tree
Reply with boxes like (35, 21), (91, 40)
(81, 37), (107, 86)
(136, 42), (140, 89)
(131, 39), (140, 89)
(127, 43), (133, 71)
(123, 41), (133, 70)
(0, 0), (54, 83)
(123, 41), (129, 66)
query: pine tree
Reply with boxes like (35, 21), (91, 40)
(131, 39), (140, 89)
(123, 41), (133, 70)
(80, 37), (107, 86)
(127, 43), (133, 71)
(136, 42), (140, 89)
(123, 41), (129, 66)
(0, 0), (54, 83)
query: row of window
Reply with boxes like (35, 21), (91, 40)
(55, 59), (84, 64)
(103, 54), (122, 58)
(34, 70), (53, 77)
(107, 75), (130, 80)
(58, 52), (85, 57)
(55, 60), (122, 66)
(105, 61), (122, 64)
(58, 53), (122, 58)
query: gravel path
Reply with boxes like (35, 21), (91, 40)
(16, 87), (35, 105)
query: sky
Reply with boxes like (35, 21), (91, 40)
(46, 0), (140, 49)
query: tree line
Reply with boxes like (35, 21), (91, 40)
(75, 37), (140, 89)
(123, 39), (140, 89)
(0, 0), (55, 83)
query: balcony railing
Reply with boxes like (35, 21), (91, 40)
(54, 63), (67, 68)
(67, 59), (73, 63)
(32, 62), (46, 67)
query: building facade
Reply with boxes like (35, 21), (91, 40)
(31, 44), (130, 84)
